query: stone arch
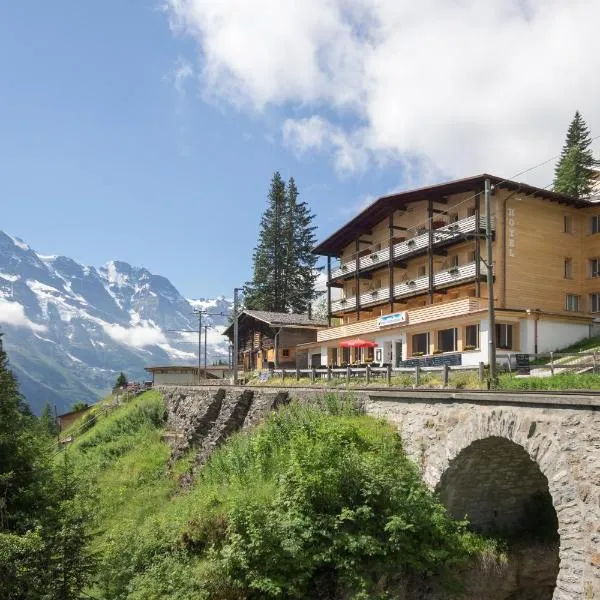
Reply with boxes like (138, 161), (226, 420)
(423, 409), (586, 600)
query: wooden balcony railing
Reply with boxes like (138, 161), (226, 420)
(331, 261), (485, 313)
(331, 215), (492, 280)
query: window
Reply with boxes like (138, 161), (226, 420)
(448, 213), (459, 223)
(591, 215), (600, 234)
(495, 324), (513, 349)
(564, 257), (573, 279)
(282, 349), (290, 358)
(565, 294), (581, 312)
(437, 328), (457, 352)
(341, 347), (350, 364)
(412, 332), (429, 355)
(467, 206), (476, 217)
(465, 324), (479, 349)
(591, 293), (600, 314)
(564, 215), (573, 233)
(591, 258), (600, 278)
(417, 265), (426, 277)
(450, 255), (459, 268)
(469, 250), (477, 263)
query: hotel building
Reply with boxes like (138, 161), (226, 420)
(301, 174), (600, 368)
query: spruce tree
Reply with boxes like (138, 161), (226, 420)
(245, 173), (319, 313)
(115, 372), (127, 388)
(554, 111), (598, 199)
(285, 177), (318, 313)
(40, 402), (59, 438)
(244, 172), (288, 312)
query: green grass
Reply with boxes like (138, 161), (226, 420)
(65, 391), (500, 599)
(248, 371), (485, 390)
(498, 372), (600, 390)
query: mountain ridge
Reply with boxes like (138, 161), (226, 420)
(0, 231), (231, 414)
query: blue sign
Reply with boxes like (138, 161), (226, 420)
(377, 312), (408, 327)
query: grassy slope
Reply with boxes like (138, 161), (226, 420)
(66, 391), (497, 599)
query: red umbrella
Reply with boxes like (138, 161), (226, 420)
(339, 339), (377, 348)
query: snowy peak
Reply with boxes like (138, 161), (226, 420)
(0, 230), (231, 414)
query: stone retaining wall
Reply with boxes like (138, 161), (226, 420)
(158, 385), (600, 599)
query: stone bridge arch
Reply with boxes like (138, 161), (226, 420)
(365, 398), (595, 599)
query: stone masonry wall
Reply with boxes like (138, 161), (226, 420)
(158, 385), (600, 600)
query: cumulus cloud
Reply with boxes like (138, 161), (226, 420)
(101, 323), (167, 348)
(166, 0), (600, 185)
(0, 299), (47, 332)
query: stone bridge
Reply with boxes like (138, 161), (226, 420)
(159, 385), (600, 599)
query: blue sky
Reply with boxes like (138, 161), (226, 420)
(0, 1), (403, 299)
(2, 1), (599, 299)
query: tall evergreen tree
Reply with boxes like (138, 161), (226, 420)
(40, 402), (59, 438)
(245, 173), (318, 313)
(285, 177), (318, 313)
(244, 172), (287, 311)
(554, 111), (598, 199)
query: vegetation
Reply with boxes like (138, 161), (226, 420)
(244, 171), (318, 313)
(553, 111), (598, 198)
(39, 401), (59, 437)
(0, 333), (95, 599)
(115, 371), (128, 388)
(70, 401), (88, 412)
(55, 391), (500, 599)
(498, 372), (600, 390)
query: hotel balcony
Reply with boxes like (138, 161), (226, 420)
(330, 215), (493, 282)
(331, 261), (486, 314)
(318, 297), (484, 342)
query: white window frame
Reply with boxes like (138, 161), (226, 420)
(591, 293), (600, 314)
(438, 328), (458, 353)
(565, 294), (581, 312)
(591, 215), (600, 235)
(496, 323), (513, 350)
(590, 258), (600, 278)
(465, 324), (480, 349)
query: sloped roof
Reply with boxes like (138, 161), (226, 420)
(223, 310), (327, 338)
(313, 173), (588, 256)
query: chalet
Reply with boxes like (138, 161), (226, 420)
(223, 310), (327, 371)
(299, 174), (600, 367)
(56, 405), (92, 432)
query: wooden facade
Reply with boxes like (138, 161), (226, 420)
(307, 174), (600, 365)
(223, 310), (327, 371)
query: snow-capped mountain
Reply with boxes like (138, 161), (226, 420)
(0, 231), (232, 414)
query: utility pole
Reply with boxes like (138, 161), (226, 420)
(194, 309), (202, 384)
(203, 325), (208, 374)
(233, 287), (241, 384)
(485, 178), (497, 385)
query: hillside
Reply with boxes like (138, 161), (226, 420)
(0, 231), (232, 413)
(63, 390), (503, 600)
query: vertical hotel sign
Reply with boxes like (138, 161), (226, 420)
(507, 206), (516, 258)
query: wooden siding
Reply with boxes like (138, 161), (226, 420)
(318, 298), (483, 342)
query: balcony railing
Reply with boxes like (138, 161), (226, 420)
(331, 261), (484, 313)
(330, 215), (492, 280)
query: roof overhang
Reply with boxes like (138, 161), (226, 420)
(313, 173), (588, 257)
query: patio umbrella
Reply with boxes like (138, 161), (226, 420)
(339, 339), (377, 348)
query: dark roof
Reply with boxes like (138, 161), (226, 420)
(223, 310), (327, 338)
(313, 173), (590, 256)
(145, 365), (231, 372)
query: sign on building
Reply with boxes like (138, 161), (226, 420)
(377, 312), (408, 327)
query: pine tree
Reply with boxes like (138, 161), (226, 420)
(244, 172), (288, 312)
(115, 372), (127, 388)
(285, 177), (318, 313)
(245, 173), (319, 313)
(40, 402), (59, 438)
(554, 111), (598, 199)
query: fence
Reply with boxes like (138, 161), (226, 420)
(501, 351), (600, 376)
(268, 363), (485, 387)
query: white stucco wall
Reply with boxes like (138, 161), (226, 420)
(536, 320), (590, 353)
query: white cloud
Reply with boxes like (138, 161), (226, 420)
(101, 323), (167, 348)
(0, 299), (47, 333)
(166, 0), (600, 185)
(174, 57), (194, 96)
